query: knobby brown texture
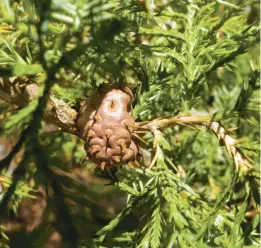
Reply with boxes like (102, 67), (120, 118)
(77, 87), (139, 170)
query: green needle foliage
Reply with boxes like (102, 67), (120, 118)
(0, 0), (260, 247)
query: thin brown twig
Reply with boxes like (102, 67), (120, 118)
(0, 77), (77, 131)
(135, 116), (253, 172)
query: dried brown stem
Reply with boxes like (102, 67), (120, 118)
(0, 77), (77, 131)
(135, 116), (253, 172)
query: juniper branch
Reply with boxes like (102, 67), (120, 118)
(194, 30), (260, 85)
(135, 115), (253, 172)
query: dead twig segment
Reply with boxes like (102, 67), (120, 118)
(135, 116), (252, 173)
(0, 77), (77, 131)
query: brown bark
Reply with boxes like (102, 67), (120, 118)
(0, 77), (77, 131)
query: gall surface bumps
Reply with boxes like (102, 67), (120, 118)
(78, 87), (138, 170)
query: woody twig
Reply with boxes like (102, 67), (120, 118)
(135, 116), (253, 172)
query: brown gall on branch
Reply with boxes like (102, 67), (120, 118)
(0, 77), (252, 173)
(0, 77), (77, 132)
(135, 116), (253, 173)
(77, 86), (140, 171)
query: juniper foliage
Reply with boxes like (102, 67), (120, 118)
(0, 0), (260, 247)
